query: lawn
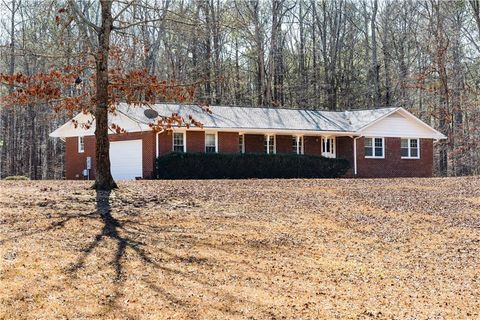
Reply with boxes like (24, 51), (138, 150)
(1, 178), (479, 319)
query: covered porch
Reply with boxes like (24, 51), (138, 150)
(162, 128), (356, 160)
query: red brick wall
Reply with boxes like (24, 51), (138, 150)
(276, 135), (292, 154)
(158, 131), (172, 156)
(65, 131), (156, 180)
(187, 131), (205, 152)
(245, 134), (264, 153)
(336, 136), (354, 177)
(304, 136), (321, 156)
(356, 137), (433, 178)
(65, 131), (434, 180)
(218, 132), (239, 153)
(65, 136), (95, 180)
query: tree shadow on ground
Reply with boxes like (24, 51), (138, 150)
(1, 188), (274, 318)
(68, 190), (143, 281)
(67, 190), (204, 282)
(64, 190), (262, 318)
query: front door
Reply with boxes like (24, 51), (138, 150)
(321, 137), (336, 158)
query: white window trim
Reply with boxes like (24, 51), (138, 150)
(239, 134), (245, 153)
(293, 135), (304, 155)
(78, 136), (85, 153)
(172, 131), (186, 152)
(364, 137), (385, 159)
(264, 134), (276, 154)
(205, 132), (218, 153)
(401, 138), (420, 159)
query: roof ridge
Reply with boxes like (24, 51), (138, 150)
(119, 102), (397, 113)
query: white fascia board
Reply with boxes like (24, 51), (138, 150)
(396, 108), (447, 140)
(51, 111), (361, 138)
(49, 111), (151, 138)
(49, 113), (95, 138)
(173, 126), (358, 136)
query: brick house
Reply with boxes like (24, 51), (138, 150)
(50, 104), (446, 180)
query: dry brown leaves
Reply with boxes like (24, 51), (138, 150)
(0, 177), (479, 319)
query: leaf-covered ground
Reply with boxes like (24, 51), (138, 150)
(1, 178), (479, 319)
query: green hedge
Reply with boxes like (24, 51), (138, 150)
(156, 152), (350, 179)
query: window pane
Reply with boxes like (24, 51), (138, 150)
(411, 148), (418, 158)
(239, 135), (244, 153)
(374, 138), (383, 148)
(173, 133), (183, 143)
(374, 147), (383, 157)
(173, 133), (184, 152)
(401, 148), (409, 157)
(269, 136), (275, 154)
(264, 135), (269, 154)
(364, 138), (372, 147)
(205, 134), (216, 153)
(401, 139), (408, 148)
(205, 134), (215, 147)
(365, 147), (373, 157)
(410, 139), (418, 148)
(292, 137), (297, 153)
(79, 136), (84, 152)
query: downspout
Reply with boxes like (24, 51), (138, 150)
(353, 136), (362, 177)
(156, 132), (160, 179)
(156, 132), (160, 158)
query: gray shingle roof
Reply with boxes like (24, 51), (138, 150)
(118, 103), (396, 133)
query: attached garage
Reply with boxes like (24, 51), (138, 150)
(109, 139), (143, 180)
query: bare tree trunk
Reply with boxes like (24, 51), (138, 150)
(381, 2), (392, 106)
(470, 0), (480, 38)
(211, 0), (222, 104)
(234, 38), (241, 105)
(298, 0), (307, 107)
(202, 0), (212, 104)
(1, 0), (18, 178)
(251, 1), (266, 106)
(93, 0), (117, 190)
(311, 4), (318, 105)
(451, 4), (464, 175)
(431, 0), (449, 176)
(371, 0), (380, 107)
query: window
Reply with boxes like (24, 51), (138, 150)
(78, 136), (85, 153)
(205, 133), (217, 153)
(239, 134), (245, 153)
(264, 135), (275, 154)
(292, 136), (304, 154)
(173, 132), (185, 152)
(321, 137), (335, 158)
(365, 137), (384, 158)
(401, 138), (420, 159)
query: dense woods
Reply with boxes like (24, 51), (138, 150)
(1, 0), (480, 179)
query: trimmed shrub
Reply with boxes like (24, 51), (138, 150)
(3, 175), (30, 181)
(156, 152), (350, 179)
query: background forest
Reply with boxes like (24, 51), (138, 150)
(1, 0), (480, 179)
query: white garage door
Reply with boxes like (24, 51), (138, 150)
(109, 140), (143, 180)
